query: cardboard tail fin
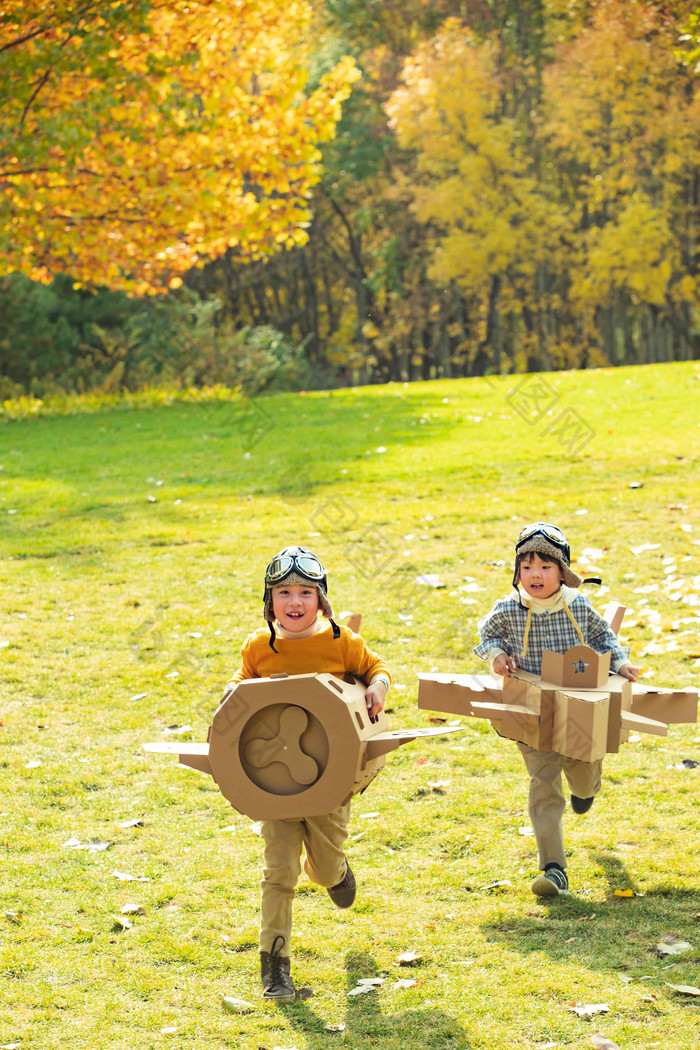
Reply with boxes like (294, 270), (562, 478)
(469, 701), (540, 725)
(619, 710), (668, 738)
(603, 601), (626, 636)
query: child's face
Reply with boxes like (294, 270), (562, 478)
(271, 583), (320, 633)
(519, 552), (564, 599)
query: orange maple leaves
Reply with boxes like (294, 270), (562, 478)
(1, 1), (360, 292)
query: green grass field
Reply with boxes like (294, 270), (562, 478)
(1, 361), (699, 1049)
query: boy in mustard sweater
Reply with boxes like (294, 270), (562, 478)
(224, 545), (391, 999)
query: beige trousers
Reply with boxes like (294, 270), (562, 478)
(517, 743), (602, 870)
(259, 800), (351, 954)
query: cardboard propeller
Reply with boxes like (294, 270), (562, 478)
(417, 603), (697, 764)
(144, 672), (462, 820)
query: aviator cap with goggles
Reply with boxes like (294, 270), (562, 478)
(263, 545), (339, 649)
(513, 522), (583, 589)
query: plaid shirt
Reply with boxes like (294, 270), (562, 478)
(474, 592), (629, 676)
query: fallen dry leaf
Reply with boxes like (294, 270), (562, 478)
(111, 915), (132, 932)
(397, 950), (423, 966)
(348, 977), (384, 996)
(655, 933), (691, 957)
(393, 978), (418, 989)
(415, 574), (444, 588)
(568, 1002), (610, 1019)
(324, 1022), (346, 1032)
(665, 983), (700, 996)
(221, 995), (255, 1014)
(65, 837), (114, 852)
(613, 889), (635, 898)
(120, 903), (146, 915)
(590, 1036), (619, 1050)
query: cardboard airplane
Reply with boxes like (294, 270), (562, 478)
(145, 672), (462, 820)
(417, 603), (697, 764)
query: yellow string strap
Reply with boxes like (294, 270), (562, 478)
(522, 607), (532, 657)
(521, 601), (584, 658)
(563, 602), (585, 645)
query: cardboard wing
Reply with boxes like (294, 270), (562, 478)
(144, 673), (463, 820)
(629, 683), (698, 725)
(418, 663), (671, 763)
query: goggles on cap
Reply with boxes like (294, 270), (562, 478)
(515, 522), (571, 563)
(265, 547), (326, 586)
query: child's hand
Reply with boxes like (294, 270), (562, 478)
(617, 663), (639, 682)
(364, 681), (386, 717)
(492, 653), (517, 677)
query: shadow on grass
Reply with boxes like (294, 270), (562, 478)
(481, 851), (700, 976)
(277, 949), (470, 1050)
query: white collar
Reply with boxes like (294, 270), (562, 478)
(513, 584), (579, 615)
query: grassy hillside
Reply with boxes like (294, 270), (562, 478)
(1, 361), (699, 1049)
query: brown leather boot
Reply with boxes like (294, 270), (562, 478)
(260, 935), (295, 1000)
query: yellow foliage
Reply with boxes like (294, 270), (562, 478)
(1, 1), (360, 292)
(386, 20), (568, 299)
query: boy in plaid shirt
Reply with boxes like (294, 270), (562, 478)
(475, 523), (638, 897)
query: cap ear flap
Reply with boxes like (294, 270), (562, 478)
(317, 589), (335, 620)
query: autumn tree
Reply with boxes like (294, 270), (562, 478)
(385, 19), (572, 372)
(542, 0), (700, 362)
(0, 0), (359, 293)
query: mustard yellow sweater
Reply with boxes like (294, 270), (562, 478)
(227, 621), (391, 688)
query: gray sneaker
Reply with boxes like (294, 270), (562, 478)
(531, 866), (569, 897)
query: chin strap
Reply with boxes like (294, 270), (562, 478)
(267, 620), (278, 653)
(330, 618), (341, 639)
